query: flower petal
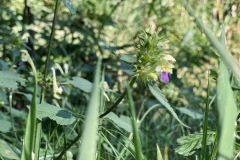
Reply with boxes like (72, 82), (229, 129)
(155, 66), (162, 72)
(160, 72), (169, 83)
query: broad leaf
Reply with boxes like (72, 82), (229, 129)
(119, 54), (137, 64)
(0, 119), (11, 133)
(105, 112), (132, 133)
(148, 84), (189, 128)
(175, 132), (215, 156)
(36, 103), (76, 125)
(0, 71), (25, 89)
(0, 139), (20, 160)
(62, 0), (76, 14)
(68, 77), (93, 93)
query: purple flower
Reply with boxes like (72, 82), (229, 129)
(160, 72), (169, 83)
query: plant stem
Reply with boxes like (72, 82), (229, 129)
(43, 0), (59, 80)
(9, 91), (19, 143)
(99, 76), (137, 118)
(21, 53), (38, 160)
(127, 85), (142, 160)
(34, 0), (60, 159)
(201, 71), (210, 159)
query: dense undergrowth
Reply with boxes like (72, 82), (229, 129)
(0, 0), (240, 159)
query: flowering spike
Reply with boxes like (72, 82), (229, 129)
(134, 33), (176, 83)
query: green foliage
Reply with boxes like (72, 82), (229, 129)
(0, 119), (11, 133)
(0, 139), (20, 160)
(104, 112), (132, 133)
(156, 144), (163, 160)
(0, 71), (25, 89)
(175, 132), (215, 156)
(67, 77), (93, 93)
(216, 30), (238, 159)
(36, 103), (76, 125)
(62, 0), (76, 14)
(78, 59), (101, 160)
(0, 0), (240, 159)
(148, 83), (189, 128)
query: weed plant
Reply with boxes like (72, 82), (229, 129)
(0, 0), (240, 160)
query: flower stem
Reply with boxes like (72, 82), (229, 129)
(99, 76), (137, 118)
(34, 0), (60, 159)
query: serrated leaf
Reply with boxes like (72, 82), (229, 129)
(62, 0), (76, 14)
(36, 103), (76, 125)
(68, 77), (93, 93)
(0, 71), (25, 89)
(175, 132), (215, 156)
(105, 112), (132, 133)
(119, 54), (137, 63)
(0, 119), (11, 133)
(148, 84), (189, 128)
(0, 139), (20, 160)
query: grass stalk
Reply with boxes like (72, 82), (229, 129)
(77, 58), (102, 160)
(127, 85), (142, 160)
(20, 52), (38, 160)
(201, 71), (210, 159)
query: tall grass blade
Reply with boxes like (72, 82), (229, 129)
(216, 27), (237, 160)
(156, 144), (163, 160)
(201, 71), (210, 159)
(20, 52), (38, 160)
(127, 85), (142, 160)
(77, 59), (102, 160)
(182, 0), (240, 82)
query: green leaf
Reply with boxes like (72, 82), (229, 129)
(68, 77), (93, 93)
(78, 59), (101, 160)
(119, 54), (137, 64)
(216, 26), (238, 160)
(156, 144), (163, 160)
(148, 84), (189, 128)
(175, 132), (215, 156)
(0, 119), (11, 133)
(36, 103), (76, 125)
(0, 139), (20, 160)
(62, 0), (76, 14)
(176, 107), (203, 119)
(104, 112), (132, 133)
(0, 71), (25, 89)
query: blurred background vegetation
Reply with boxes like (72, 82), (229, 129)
(0, 0), (240, 159)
